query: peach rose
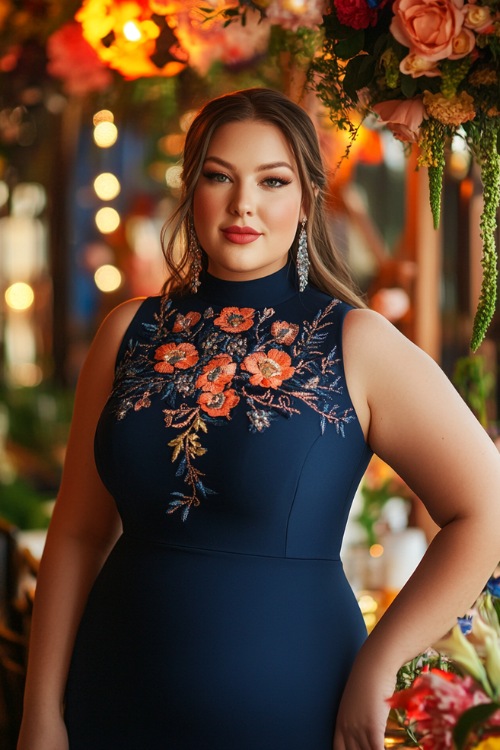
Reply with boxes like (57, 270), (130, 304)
(449, 27), (476, 58)
(463, 3), (494, 32)
(400, 53), (441, 77)
(372, 98), (426, 142)
(390, 0), (466, 62)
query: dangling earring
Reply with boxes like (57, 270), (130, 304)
(188, 216), (202, 293)
(296, 218), (309, 292)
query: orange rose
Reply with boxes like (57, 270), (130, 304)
(214, 307), (255, 333)
(198, 389), (240, 418)
(390, 0), (465, 62)
(242, 349), (295, 389)
(195, 354), (236, 393)
(372, 98), (426, 142)
(154, 343), (199, 373)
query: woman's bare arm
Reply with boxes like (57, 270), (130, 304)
(334, 309), (500, 750)
(18, 298), (144, 749)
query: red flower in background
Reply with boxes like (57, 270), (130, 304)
(46, 22), (113, 96)
(333, 0), (384, 30)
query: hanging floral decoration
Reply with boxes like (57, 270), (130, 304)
(312, 0), (500, 351)
(75, 0), (188, 79)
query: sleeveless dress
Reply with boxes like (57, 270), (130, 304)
(64, 262), (372, 750)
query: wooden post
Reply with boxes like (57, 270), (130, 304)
(403, 151), (442, 361)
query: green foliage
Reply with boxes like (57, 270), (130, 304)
(453, 355), (494, 428)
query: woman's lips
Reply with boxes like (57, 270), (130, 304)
(221, 226), (262, 245)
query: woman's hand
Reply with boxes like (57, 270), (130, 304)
(333, 656), (396, 750)
(17, 712), (69, 750)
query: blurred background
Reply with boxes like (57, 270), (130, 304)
(0, 2), (498, 746)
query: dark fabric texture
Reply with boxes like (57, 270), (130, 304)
(65, 263), (372, 749)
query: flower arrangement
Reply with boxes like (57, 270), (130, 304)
(313, 0), (500, 350)
(390, 576), (500, 749)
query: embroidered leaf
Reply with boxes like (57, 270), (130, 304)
(168, 436), (184, 462)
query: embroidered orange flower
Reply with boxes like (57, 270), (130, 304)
(154, 343), (199, 373)
(195, 354), (236, 393)
(214, 307), (255, 333)
(198, 388), (240, 418)
(173, 311), (201, 333)
(271, 320), (299, 345)
(242, 349), (295, 388)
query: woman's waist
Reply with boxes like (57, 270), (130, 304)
(118, 529), (342, 564)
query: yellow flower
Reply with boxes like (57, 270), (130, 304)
(423, 90), (476, 127)
(469, 68), (498, 87)
(474, 739), (500, 750)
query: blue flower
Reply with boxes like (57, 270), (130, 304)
(457, 615), (473, 635)
(486, 576), (500, 598)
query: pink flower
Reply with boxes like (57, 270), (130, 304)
(265, 0), (326, 32)
(175, 7), (270, 76)
(46, 22), (113, 96)
(390, 0), (466, 62)
(333, 0), (381, 29)
(372, 98), (426, 142)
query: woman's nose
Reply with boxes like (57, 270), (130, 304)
(229, 183), (255, 216)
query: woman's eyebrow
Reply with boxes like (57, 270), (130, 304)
(203, 155), (295, 172)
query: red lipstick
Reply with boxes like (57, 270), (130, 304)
(221, 226), (262, 245)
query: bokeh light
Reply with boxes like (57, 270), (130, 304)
(95, 207), (120, 233)
(94, 121), (118, 148)
(5, 282), (35, 310)
(94, 172), (121, 201)
(94, 264), (123, 292)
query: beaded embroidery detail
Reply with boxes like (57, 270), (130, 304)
(113, 297), (355, 520)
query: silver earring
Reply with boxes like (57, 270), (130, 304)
(296, 218), (309, 292)
(188, 217), (202, 293)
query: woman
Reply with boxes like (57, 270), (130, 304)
(18, 88), (500, 750)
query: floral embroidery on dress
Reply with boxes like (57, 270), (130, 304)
(113, 297), (355, 521)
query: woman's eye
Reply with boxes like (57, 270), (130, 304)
(203, 171), (230, 183)
(262, 177), (292, 188)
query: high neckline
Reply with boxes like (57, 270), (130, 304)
(197, 262), (301, 308)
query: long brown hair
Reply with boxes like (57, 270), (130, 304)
(161, 87), (365, 308)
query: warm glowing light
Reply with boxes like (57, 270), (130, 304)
(283, 0), (307, 11)
(95, 207), (120, 234)
(93, 110), (114, 126)
(5, 282), (34, 310)
(370, 543), (384, 558)
(93, 121), (118, 148)
(159, 133), (185, 156)
(179, 110), (196, 133)
(357, 594), (378, 614)
(165, 165), (182, 189)
(94, 264), (123, 293)
(94, 173), (121, 201)
(12, 363), (43, 388)
(0, 181), (8, 208)
(123, 20), (142, 42)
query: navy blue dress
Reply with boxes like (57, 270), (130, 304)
(64, 263), (372, 749)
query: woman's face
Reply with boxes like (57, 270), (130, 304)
(192, 119), (304, 281)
